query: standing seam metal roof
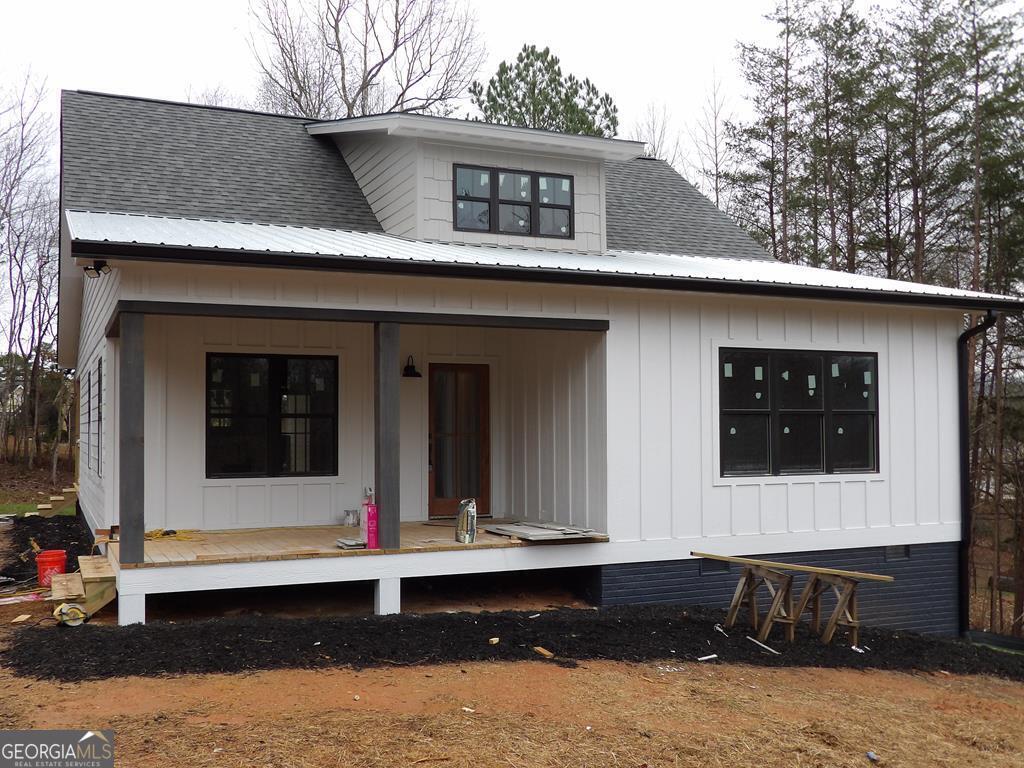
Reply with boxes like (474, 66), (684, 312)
(65, 210), (1024, 309)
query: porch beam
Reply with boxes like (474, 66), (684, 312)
(118, 312), (145, 564)
(374, 321), (401, 550)
(105, 300), (609, 338)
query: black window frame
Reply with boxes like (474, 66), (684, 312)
(205, 353), (339, 479)
(96, 358), (103, 478)
(453, 164), (574, 239)
(718, 347), (880, 477)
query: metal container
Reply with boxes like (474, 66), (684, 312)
(455, 498), (477, 544)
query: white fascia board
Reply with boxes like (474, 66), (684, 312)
(306, 114), (644, 162)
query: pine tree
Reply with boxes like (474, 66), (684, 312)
(469, 45), (618, 137)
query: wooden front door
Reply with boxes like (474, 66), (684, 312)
(429, 363), (490, 518)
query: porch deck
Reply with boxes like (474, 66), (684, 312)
(107, 521), (523, 569)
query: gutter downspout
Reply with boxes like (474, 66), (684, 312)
(957, 309), (998, 635)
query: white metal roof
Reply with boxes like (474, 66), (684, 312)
(66, 209), (1023, 310)
(305, 113), (645, 162)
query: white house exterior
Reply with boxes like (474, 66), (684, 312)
(57, 91), (1022, 628)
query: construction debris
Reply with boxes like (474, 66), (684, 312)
(747, 636), (781, 655)
(533, 646), (555, 659)
(488, 637), (500, 645)
(482, 521), (607, 542)
(11, 614), (31, 624)
(698, 654), (718, 662)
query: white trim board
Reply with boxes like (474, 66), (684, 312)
(114, 522), (960, 596)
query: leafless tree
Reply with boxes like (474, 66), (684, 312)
(687, 77), (737, 214)
(630, 103), (683, 171)
(185, 84), (251, 109)
(0, 75), (60, 468)
(250, 0), (485, 119)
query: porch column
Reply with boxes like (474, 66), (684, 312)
(374, 322), (401, 549)
(118, 312), (145, 564)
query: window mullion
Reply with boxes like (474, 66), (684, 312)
(268, 357), (282, 478)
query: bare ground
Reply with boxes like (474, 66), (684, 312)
(1, 597), (1023, 767)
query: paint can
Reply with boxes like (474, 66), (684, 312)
(456, 498), (477, 544)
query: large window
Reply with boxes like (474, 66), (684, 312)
(719, 348), (878, 477)
(453, 165), (573, 239)
(206, 354), (338, 478)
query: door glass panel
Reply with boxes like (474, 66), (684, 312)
(433, 369), (456, 434)
(434, 435), (456, 498)
(459, 435), (481, 497)
(457, 369), (480, 433)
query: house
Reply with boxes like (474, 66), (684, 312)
(57, 90), (1022, 629)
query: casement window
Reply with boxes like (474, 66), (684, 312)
(96, 359), (103, 478)
(206, 354), (338, 478)
(453, 165), (573, 239)
(718, 348), (879, 477)
(83, 372), (91, 471)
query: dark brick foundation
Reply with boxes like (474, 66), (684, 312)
(587, 542), (958, 635)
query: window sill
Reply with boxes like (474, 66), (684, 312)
(711, 471), (885, 488)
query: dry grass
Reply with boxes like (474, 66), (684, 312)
(2, 653), (1023, 767)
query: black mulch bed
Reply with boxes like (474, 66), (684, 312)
(0, 513), (94, 582)
(7, 605), (1024, 682)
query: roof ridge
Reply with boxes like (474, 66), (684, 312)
(63, 89), (316, 122)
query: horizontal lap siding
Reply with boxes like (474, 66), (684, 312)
(595, 542), (958, 635)
(77, 266), (121, 532)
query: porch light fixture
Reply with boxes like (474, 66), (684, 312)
(83, 260), (111, 278)
(402, 355), (422, 378)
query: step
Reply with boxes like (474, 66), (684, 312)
(51, 572), (86, 601)
(49, 495), (65, 502)
(78, 555), (115, 584)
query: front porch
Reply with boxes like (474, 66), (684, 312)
(103, 298), (610, 624)
(107, 521), (525, 568)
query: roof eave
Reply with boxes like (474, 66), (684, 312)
(306, 114), (645, 162)
(69, 239), (1024, 313)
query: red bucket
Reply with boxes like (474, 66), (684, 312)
(36, 549), (67, 587)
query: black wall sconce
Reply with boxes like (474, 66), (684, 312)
(83, 260), (111, 278)
(402, 355), (422, 378)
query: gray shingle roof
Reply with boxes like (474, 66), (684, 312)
(61, 91), (767, 260)
(605, 157), (770, 259)
(61, 90), (381, 231)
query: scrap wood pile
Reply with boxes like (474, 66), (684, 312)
(8, 604), (1024, 682)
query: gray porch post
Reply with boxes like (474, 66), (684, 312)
(374, 322), (401, 549)
(118, 312), (145, 564)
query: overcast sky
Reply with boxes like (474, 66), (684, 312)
(1, 0), (781, 155)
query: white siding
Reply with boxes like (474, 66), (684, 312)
(119, 262), (962, 560)
(338, 135), (419, 237)
(335, 136), (606, 253)
(76, 266), (120, 532)
(142, 315), (605, 532)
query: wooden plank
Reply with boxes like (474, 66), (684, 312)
(119, 312), (145, 564)
(50, 572), (85, 601)
(375, 322), (401, 550)
(690, 551), (894, 582)
(78, 555), (115, 583)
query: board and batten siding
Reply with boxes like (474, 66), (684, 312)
(139, 314), (606, 533)
(76, 264), (120, 533)
(603, 294), (962, 553)
(116, 262), (961, 560)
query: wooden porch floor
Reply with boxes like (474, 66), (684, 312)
(107, 521), (523, 569)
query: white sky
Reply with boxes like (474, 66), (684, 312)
(1, 0), (780, 152)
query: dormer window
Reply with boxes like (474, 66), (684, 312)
(454, 165), (573, 239)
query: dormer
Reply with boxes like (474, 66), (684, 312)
(306, 114), (645, 254)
